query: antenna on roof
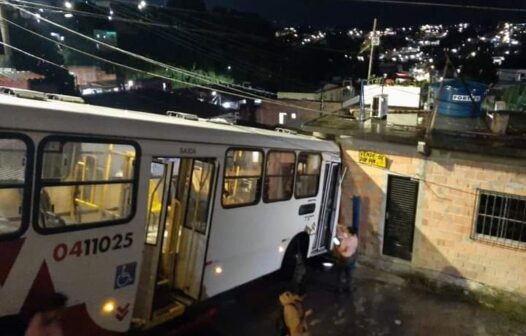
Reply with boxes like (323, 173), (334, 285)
(0, 87), (47, 100)
(275, 128), (298, 135)
(166, 111), (199, 121)
(47, 93), (84, 104)
(207, 117), (234, 125)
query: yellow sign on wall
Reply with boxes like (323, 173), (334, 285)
(358, 151), (388, 169)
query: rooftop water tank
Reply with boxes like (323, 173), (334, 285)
(432, 79), (487, 117)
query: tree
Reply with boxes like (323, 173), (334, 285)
(460, 51), (497, 84)
(166, 0), (207, 12)
(7, 8), (76, 94)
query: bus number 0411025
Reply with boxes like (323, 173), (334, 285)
(53, 233), (133, 262)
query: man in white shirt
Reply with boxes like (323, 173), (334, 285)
(334, 225), (359, 293)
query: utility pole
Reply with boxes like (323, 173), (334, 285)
(0, 4), (11, 67)
(367, 18), (377, 84)
(360, 18), (377, 121)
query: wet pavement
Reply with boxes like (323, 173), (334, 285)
(151, 257), (526, 336)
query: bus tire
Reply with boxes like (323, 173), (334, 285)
(280, 234), (308, 284)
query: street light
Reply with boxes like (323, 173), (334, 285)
(137, 1), (147, 10)
(64, 1), (72, 9)
(227, 65), (232, 71)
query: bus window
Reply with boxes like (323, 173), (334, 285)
(36, 138), (138, 232)
(263, 151), (295, 203)
(295, 153), (321, 199)
(0, 137), (29, 237)
(222, 149), (263, 208)
(145, 162), (167, 245)
(184, 160), (214, 234)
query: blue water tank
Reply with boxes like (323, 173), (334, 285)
(432, 79), (487, 117)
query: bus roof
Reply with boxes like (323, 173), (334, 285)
(0, 91), (339, 152)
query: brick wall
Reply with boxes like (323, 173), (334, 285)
(340, 139), (526, 295)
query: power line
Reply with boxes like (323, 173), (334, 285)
(0, 40), (68, 70)
(11, 0), (360, 56)
(347, 0), (526, 13)
(110, 4), (309, 89)
(44, 0), (306, 88)
(6, 2), (282, 101)
(0, 35), (316, 149)
(0, 15), (334, 115)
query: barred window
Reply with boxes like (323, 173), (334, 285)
(37, 138), (138, 232)
(263, 151), (295, 203)
(222, 149), (263, 208)
(473, 190), (526, 249)
(295, 152), (321, 199)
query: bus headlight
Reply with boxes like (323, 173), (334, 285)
(102, 300), (116, 314)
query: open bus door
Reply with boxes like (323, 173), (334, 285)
(311, 162), (341, 255)
(134, 157), (216, 328)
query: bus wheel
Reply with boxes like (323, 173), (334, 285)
(281, 235), (308, 288)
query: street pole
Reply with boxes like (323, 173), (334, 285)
(0, 4), (12, 66)
(359, 79), (366, 121)
(367, 18), (377, 84)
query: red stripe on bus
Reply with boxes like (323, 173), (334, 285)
(0, 238), (25, 286)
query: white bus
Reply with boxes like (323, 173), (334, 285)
(0, 88), (342, 334)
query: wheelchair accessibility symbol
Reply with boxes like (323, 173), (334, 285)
(114, 262), (137, 289)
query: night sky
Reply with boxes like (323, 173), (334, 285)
(204, 0), (526, 27)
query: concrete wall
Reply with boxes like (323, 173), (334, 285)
(0, 79), (30, 90)
(255, 100), (342, 127)
(363, 85), (422, 108)
(278, 87), (353, 102)
(67, 66), (116, 86)
(339, 138), (526, 296)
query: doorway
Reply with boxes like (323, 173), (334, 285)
(142, 157), (216, 316)
(383, 175), (419, 261)
(313, 162), (340, 254)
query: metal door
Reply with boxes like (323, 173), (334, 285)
(135, 160), (173, 320)
(174, 159), (216, 299)
(383, 175), (419, 261)
(312, 162), (340, 254)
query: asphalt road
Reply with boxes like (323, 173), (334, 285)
(148, 256), (526, 336)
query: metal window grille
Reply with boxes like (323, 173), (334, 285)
(472, 189), (526, 250)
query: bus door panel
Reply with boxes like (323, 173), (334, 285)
(135, 160), (172, 320)
(174, 159), (216, 300)
(313, 162), (340, 254)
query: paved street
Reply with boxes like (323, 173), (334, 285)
(150, 257), (526, 336)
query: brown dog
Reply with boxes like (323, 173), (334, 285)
(279, 291), (312, 336)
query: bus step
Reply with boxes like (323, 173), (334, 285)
(146, 302), (186, 330)
(310, 247), (328, 256)
(174, 291), (196, 306)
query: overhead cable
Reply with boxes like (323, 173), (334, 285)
(0, 40), (69, 70)
(6, 2), (286, 103)
(347, 0), (525, 13)
(1, 15), (333, 115)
